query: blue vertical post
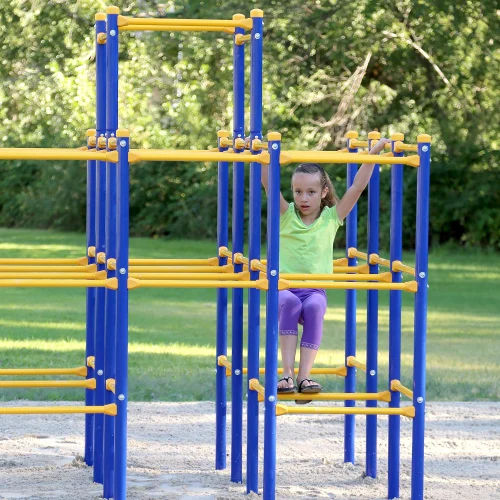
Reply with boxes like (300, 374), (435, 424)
(411, 135), (431, 500)
(215, 130), (230, 471)
(114, 129), (130, 500)
(85, 128), (97, 467)
(344, 130), (358, 464)
(93, 10), (107, 484)
(103, 6), (119, 498)
(263, 132), (281, 500)
(388, 132), (405, 499)
(246, 9), (263, 495)
(365, 131), (381, 478)
(230, 13), (245, 484)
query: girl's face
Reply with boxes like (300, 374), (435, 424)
(292, 172), (328, 218)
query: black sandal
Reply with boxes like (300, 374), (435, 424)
(295, 378), (322, 405)
(277, 376), (295, 393)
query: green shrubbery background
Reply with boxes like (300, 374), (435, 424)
(0, 0), (498, 248)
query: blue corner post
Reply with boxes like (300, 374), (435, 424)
(103, 6), (119, 498)
(246, 8), (263, 495)
(215, 130), (229, 471)
(114, 129), (130, 500)
(230, 13), (246, 484)
(388, 133), (405, 499)
(263, 132), (281, 500)
(344, 131), (358, 465)
(93, 10), (107, 484)
(411, 135), (431, 500)
(365, 131), (381, 478)
(85, 128), (97, 467)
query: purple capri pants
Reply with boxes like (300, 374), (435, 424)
(278, 288), (327, 351)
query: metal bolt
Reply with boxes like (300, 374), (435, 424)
(120, 140), (126, 147)
(370, 370), (376, 376)
(271, 143), (278, 150)
(118, 394), (125, 401)
(110, 29), (116, 36)
(270, 269), (277, 276)
(255, 33), (261, 39)
(119, 267), (126, 275)
(268, 395), (275, 402)
(421, 145), (429, 152)
(234, 369), (241, 376)
(417, 396), (424, 403)
(110, 133), (115, 137)
(97, 370), (103, 376)
(419, 272), (426, 278)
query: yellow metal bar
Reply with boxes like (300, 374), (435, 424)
(128, 149), (270, 164)
(87, 356), (95, 369)
(280, 151), (420, 167)
(118, 15), (253, 30)
(0, 366), (87, 377)
(0, 378), (96, 389)
(128, 264), (233, 273)
(276, 404), (415, 417)
(346, 355), (367, 372)
(0, 279), (113, 288)
(230, 364), (346, 379)
(333, 257), (348, 266)
(392, 260), (416, 276)
(332, 264), (370, 274)
(250, 259), (267, 272)
(0, 148), (116, 162)
(217, 355), (232, 376)
(281, 272), (392, 283)
(348, 247), (367, 260)
(0, 257), (87, 265)
(369, 253), (391, 268)
(129, 257), (219, 266)
(394, 141), (418, 153)
(0, 271), (106, 279)
(278, 391), (391, 402)
(119, 25), (235, 33)
(130, 272), (249, 280)
(233, 253), (249, 265)
(106, 378), (116, 394)
(127, 278), (265, 290)
(0, 264), (96, 272)
(0, 404), (117, 415)
(218, 246), (233, 259)
(391, 379), (414, 400)
(349, 139), (369, 148)
(284, 280), (417, 292)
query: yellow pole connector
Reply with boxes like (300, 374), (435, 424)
(346, 355), (366, 372)
(235, 34), (251, 45)
(97, 32), (107, 44)
(87, 356), (95, 369)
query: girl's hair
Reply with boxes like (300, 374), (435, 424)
(292, 163), (338, 209)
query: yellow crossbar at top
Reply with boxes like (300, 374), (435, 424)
(0, 404), (117, 415)
(119, 25), (235, 34)
(0, 366), (87, 377)
(0, 148), (116, 162)
(118, 15), (253, 30)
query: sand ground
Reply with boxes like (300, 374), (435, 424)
(0, 401), (499, 499)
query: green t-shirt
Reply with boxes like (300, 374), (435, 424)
(280, 202), (343, 274)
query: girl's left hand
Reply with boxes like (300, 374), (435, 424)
(369, 138), (391, 154)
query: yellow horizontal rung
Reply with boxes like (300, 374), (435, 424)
(232, 365), (347, 378)
(333, 257), (348, 266)
(0, 264), (96, 272)
(0, 278), (115, 288)
(284, 280), (417, 292)
(119, 24), (235, 33)
(217, 355), (232, 376)
(281, 272), (392, 283)
(276, 404), (415, 417)
(0, 404), (117, 415)
(280, 151), (420, 167)
(394, 141), (418, 153)
(0, 366), (87, 377)
(278, 391), (391, 402)
(346, 356), (367, 372)
(118, 15), (253, 30)
(369, 253), (391, 268)
(233, 252), (249, 265)
(250, 259), (267, 272)
(235, 33), (251, 44)
(127, 148), (270, 164)
(391, 379), (414, 399)
(129, 257), (219, 266)
(392, 260), (416, 276)
(218, 246), (232, 258)
(127, 278), (266, 290)
(106, 378), (116, 393)
(348, 139), (368, 148)
(0, 148), (116, 162)
(128, 264), (233, 273)
(87, 356), (95, 369)
(0, 378), (96, 389)
(0, 257), (87, 265)
(333, 264), (370, 274)
(130, 272), (250, 281)
(348, 247), (367, 260)
(0, 271), (106, 280)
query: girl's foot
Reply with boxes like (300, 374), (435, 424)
(277, 376), (295, 393)
(295, 378), (322, 405)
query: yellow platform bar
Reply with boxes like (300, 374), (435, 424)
(118, 15), (253, 30)
(333, 264), (370, 274)
(392, 260), (416, 276)
(223, 360), (347, 378)
(128, 149), (270, 164)
(0, 366), (87, 377)
(369, 253), (391, 268)
(129, 257), (218, 266)
(0, 264), (96, 272)
(0, 279), (113, 288)
(218, 246), (233, 259)
(127, 278), (265, 290)
(0, 271), (106, 279)
(0, 378), (96, 389)
(333, 257), (348, 266)
(348, 247), (367, 260)
(120, 24), (235, 33)
(276, 404), (415, 417)
(391, 379), (414, 399)
(346, 355), (367, 372)
(277, 390), (391, 402)
(130, 272), (249, 280)
(0, 148), (116, 162)
(0, 403), (117, 415)
(394, 141), (418, 153)
(282, 272), (392, 283)
(280, 151), (420, 167)
(128, 264), (232, 273)
(284, 280), (417, 292)
(0, 257), (87, 265)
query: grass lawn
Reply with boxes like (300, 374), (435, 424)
(0, 227), (498, 402)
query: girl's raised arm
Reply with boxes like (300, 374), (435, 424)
(261, 162), (290, 215)
(335, 138), (390, 221)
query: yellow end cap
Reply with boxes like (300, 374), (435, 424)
(267, 131), (281, 141)
(234, 138), (245, 149)
(108, 137), (117, 150)
(368, 131), (381, 140)
(95, 13), (106, 21)
(116, 128), (130, 137)
(106, 6), (120, 14)
(417, 134), (432, 143)
(86, 129), (96, 137)
(250, 9), (264, 17)
(391, 133), (404, 141)
(217, 130), (230, 138)
(233, 13), (245, 20)
(345, 130), (358, 139)
(97, 137), (107, 149)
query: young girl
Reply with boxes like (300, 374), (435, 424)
(261, 138), (390, 402)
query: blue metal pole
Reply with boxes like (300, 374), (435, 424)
(114, 129), (130, 500)
(103, 7), (119, 498)
(344, 131), (358, 465)
(246, 9), (263, 495)
(93, 11), (107, 484)
(388, 132), (405, 499)
(215, 130), (229, 471)
(230, 13), (245, 484)
(263, 132), (281, 500)
(411, 135), (431, 500)
(85, 128), (97, 467)
(365, 131), (381, 478)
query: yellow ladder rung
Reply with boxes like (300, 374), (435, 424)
(276, 391), (391, 402)
(0, 404), (117, 415)
(346, 356), (366, 372)
(0, 379), (96, 389)
(276, 404), (415, 418)
(0, 366), (87, 377)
